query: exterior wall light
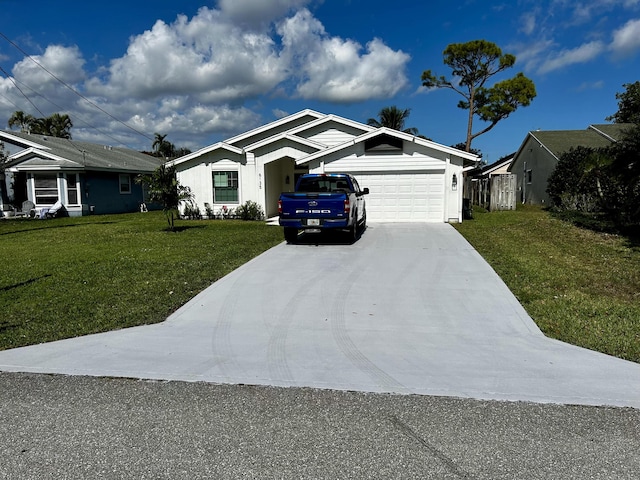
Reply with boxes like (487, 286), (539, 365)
(452, 173), (458, 191)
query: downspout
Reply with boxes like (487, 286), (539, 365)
(444, 156), (450, 222)
(522, 161), (526, 204)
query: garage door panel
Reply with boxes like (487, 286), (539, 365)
(352, 172), (445, 223)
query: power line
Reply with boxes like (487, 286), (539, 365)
(0, 31), (154, 142)
(0, 65), (47, 117)
(1, 70), (139, 149)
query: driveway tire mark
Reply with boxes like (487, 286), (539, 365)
(330, 256), (410, 393)
(266, 270), (318, 384)
(210, 275), (246, 379)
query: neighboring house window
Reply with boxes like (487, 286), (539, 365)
(34, 174), (59, 205)
(119, 174), (131, 194)
(213, 171), (239, 203)
(526, 169), (533, 184)
(66, 173), (80, 205)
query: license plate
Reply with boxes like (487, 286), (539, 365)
(307, 218), (320, 226)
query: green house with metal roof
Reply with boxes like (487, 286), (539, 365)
(508, 124), (632, 205)
(1, 130), (163, 217)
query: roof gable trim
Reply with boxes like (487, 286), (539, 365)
(296, 127), (480, 166)
(225, 109), (327, 146)
(243, 133), (327, 152)
(0, 131), (52, 151)
(167, 142), (243, 167)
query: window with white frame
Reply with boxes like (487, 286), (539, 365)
(212, 171), (239, 203)
(34, 173), (59, 205)
(66, 173), (80, 204)
(526, 169), (533, 184)
(119, 174), (131, 194)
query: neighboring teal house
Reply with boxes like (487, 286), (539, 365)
(1, 130), (162, 217)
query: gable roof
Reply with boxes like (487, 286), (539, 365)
(168, 109), (375, 166)
(243, 132), (327, 153)
(167, 109), (480, 169)
(1, 130), (162, 173)
(588, 123), (633, 141)
(530, 129), (614, 159)
(286, 113), (375, 138)
(225, 109), (327, 149)
(510, 123), (635, 169)
(467, 153), (515, 178)
(165, 142), (243, 167)
(295, 127), (480, 166)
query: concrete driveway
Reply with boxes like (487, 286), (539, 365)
(1, 223), (639, 408)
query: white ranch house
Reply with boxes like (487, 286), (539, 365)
(168, 110), (479, 223)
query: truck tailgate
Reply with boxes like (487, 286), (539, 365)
(279, 192), (348, 225)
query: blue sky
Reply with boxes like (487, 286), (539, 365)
(1, 0), (639, 163)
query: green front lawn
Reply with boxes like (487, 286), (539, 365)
(0, 212), (284, 350)
(454, 205), (640, 363)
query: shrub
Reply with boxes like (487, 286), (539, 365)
(235, 200), (265, 221)
(182, 202), (201, 219)
(546, 146), (602, 211)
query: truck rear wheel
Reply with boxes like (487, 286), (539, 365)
(284, 227), (298, 244)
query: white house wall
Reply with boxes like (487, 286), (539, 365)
(175, 153), (246, 214)
(306, 142), (464, 222)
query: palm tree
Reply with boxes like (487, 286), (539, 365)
(7, 111), (35, 133)
(152, 133), (175, 158)
(137, 164), (193, 231)
(152, 133), (167, 155)
(367, 106), (420, 135)
(46, 113), (73, 139)
(21, 113), (73, 138)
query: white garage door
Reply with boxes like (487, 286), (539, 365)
(354, 172), (445, 222)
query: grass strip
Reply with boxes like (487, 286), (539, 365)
(454, 205), (640, 363)
(0, 212), (283, 350)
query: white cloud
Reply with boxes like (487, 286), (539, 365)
(610, 18), (640, 56)
(12, 45), (86, 87)
(537, 40), (605, 73)
(575, 80), (605, 91)
(272, 108), (290, 118)
(510, 38), (556, 72)
(520, 12), (537, 35)
(0, 3), (411, 149)
(87, 9), (286, 103)
(278, 10), (410, 103)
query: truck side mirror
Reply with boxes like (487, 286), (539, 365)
(362, 188), (369, 195)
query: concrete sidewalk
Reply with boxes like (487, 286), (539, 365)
(1, 223), (639, 408)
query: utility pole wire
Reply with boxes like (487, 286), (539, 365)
(2, 70), (138, 149)
(0, 31), (154, 142)
(0, 65), (47, 118)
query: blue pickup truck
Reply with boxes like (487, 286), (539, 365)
(278, 173), (369, 243)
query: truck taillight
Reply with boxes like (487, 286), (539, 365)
(344, 198), (350, 214)
(278, 199), (283, 214)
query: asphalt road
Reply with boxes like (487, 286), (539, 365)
(1, 372), (639, 480)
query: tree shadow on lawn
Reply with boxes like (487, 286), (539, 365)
(0, 221), (116, 236)
(548, 210), (640, 251)
(165, 225), (207, 233)
(0, 274), (53, 292)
